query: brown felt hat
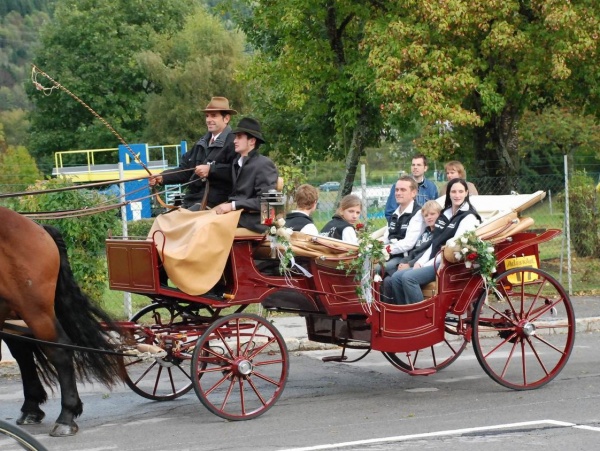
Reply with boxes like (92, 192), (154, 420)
(201, 96), (238, 115)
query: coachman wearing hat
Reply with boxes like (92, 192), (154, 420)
(149, 97), (238, 209)
(213, 117), (278, 233)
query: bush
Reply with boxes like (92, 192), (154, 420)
(17, 178), (120, 301)
(126, 218), (155, 237)
(565, 172), (600, 257)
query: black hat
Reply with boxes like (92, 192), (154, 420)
(232, 117), (265, 143)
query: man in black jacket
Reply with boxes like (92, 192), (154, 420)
(149, 97), (237, 209)
(213, 117), (278, 233)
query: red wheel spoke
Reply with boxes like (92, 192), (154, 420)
(524, 337), (549, 377)
(247, 336), (278, 360)
(218, 377), (237, 411)
(528, 296), (565, 323)
(251, 370), (284, 387)
(520, 340), (527, 386)
(153, 366), (163, 396)
(254, 357), (285, 367)
(499, 339), (519, 379)
(483, 331), (516, 360)
(531, 333), (570, 355)
(246, 376), (268, 407)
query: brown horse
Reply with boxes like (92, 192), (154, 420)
(0, 206), (123, 436)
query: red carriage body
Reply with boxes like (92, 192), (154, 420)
(105, 191), (575, 420)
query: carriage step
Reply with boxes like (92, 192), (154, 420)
(321, 355), (348, 362)
(408, 368), (437, 376)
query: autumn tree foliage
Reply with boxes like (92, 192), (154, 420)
(365, 0), (600, 185)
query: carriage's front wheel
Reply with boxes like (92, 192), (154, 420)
(123, 302), (196, 401)
(472, 268), (575, 390)
(382, 313), (468, 373)
(191, 313), (289, 421)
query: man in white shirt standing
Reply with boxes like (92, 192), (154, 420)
(381, 176), (425, 277)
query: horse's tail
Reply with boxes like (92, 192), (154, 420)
(43, 225), (124, 387)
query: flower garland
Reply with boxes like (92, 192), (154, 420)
(447, 229), (497, 287)
(264, 217), (295, 278)
(338, 222), (390, 312)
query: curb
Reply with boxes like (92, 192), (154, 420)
(283, 317), (600, 353)
(576, 317), (600, 333)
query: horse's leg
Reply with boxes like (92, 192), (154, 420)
(4, 338), (47, 425)
(21, 312), (82, 437)
(36, 321), (82, 437)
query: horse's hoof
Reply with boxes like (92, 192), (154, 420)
(49, 422), (78, 437)
(16, 411), (45, 425)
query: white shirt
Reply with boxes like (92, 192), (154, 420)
(289, 211), (319, 235)
(416, 202), (480, 267)
(383, 201), (425, 255)
(342, 227), (358, 245)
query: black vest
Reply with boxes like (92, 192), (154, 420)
(387, 203), (421, 241)
(320, 215), (352, 240)
(285, 212), (314, 232)
(429, 204), (481, 258)
(400, 228), (434, 265)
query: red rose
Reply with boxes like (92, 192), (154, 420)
(356, 223), (365, 230)
(467, 252), (478, 261)
(264, 217), (273, 226)
(386, 244), (392, 254)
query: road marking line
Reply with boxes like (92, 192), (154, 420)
(573, 425), (600, 432)
(278, 420), (576, 451)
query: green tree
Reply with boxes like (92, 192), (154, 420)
(233, 0), (387, 195)
(520, 106), (600, 180)
(366, 0), (600, 188)
(0, 109), (30, 145)
(0, 145), (42, 194)
(27, 0), (197, 172)
(138, 7), (247, 144)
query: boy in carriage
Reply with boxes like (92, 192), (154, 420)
(213, 117), (278, 233)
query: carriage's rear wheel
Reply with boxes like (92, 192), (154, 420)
(123, 303), (198, 401)
(472, 268), (575, 390)
(191, 313), (289, 420)
(381, 313), (468, 373)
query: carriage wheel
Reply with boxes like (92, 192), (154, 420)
(123, 303), (198, 401)
(0, 419), (48, 451)
(472, 268), (575, 390)
(191, 313), (289, 421)
(381, 313), (468, 374)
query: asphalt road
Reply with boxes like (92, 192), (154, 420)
(1, 332), (599, 451)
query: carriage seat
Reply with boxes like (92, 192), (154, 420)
(421, 281), (437, 299)
(234, 228), (264, 238)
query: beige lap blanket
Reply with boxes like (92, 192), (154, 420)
(149, 209), (242, 295)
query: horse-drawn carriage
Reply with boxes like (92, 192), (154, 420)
(104, 190), (574, 421)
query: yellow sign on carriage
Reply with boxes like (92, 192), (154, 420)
(504, 255), (539, 283)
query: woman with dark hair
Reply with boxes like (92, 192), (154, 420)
(386, 178), (481, 305)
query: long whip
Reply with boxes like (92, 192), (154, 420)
(31, 65), (175, 209)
